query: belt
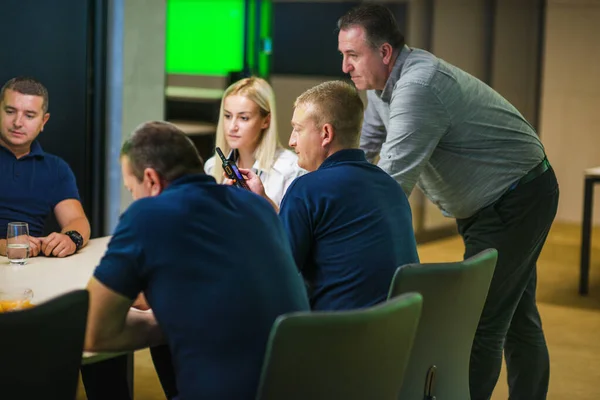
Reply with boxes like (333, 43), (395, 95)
(509, 157), (551, 191)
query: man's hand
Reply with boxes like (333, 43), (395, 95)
(1, 238), (41, 257)
(40, 232), (76, 258)
(28, 236), (42, 257)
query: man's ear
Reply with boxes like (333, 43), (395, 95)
(40, 113), (50, 131)
(143, 168), (164, 197)
(380, 43), (394, 65)
(321, 123), (335, 148)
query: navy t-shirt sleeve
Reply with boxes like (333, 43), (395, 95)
(51, 159), (81, 208)
(279, 181), (313, 272)
(93, 206), (145, 300)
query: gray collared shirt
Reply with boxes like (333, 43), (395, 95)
(361, 46), (545, 219)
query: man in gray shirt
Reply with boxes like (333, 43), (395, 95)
(337, 4), (558, 400)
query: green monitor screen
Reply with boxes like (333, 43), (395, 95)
(166, 0), (245, 76)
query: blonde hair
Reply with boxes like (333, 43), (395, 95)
(294, 80), (364, 148)
(212, 77), (280, 183)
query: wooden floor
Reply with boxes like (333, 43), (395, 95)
(76, 223), (600, 399)
(417, 223), (600, 400)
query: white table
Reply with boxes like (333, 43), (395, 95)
(0, 236), (109, 302)
(0, 237), (127, 363)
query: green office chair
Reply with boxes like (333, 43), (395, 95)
(388, 249), (498, 400)
(0, 289), (89, 400)
(255, 292), (423, 400)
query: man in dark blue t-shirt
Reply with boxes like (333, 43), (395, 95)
(241, 81), (419, 311)
(85, 121), (310, 399)
(0, 77), (90, 257)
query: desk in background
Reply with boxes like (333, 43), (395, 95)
(166, 86), (224, 102)
(166, 86), (222, 162)
(580, 166), (600, 295)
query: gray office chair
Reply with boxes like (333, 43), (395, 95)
(388, 249), (498, 400)
(255, 293), (423, 400)
(0, 289), (89, 400)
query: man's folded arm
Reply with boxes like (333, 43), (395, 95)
(378, 83), (450, 196)
(85, 277), (164, 352)
(360, 92), (388, 163)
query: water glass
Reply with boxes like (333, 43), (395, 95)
(6, 222), (29, 265)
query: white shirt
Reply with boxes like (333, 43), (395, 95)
(204, 148), (305, 207)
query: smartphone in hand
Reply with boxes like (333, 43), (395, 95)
(216, 147), (251, 190)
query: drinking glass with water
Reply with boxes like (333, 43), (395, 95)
(6, 222), (29, 265)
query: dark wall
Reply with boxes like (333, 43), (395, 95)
(0, 0), (106, 236)
(272, 2), (407, 76)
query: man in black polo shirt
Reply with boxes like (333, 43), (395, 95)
(0, 76), (89, 257)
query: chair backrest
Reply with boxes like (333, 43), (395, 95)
(0, 289), (89, 400)
(255, 292), (423, 400)
(388, 249), (497, 400)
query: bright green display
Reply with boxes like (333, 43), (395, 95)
(244, 0), (272, 78)
(166, 0), (245, 76)
(258, 0), (272, 78)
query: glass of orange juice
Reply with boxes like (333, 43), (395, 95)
(0, 288), (34, 312)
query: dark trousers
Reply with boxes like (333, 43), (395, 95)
(150, 344), (179, 399)
(81, 355), (132, 400)
(457, 168), (559, 400)
(81, 347), (177, 400)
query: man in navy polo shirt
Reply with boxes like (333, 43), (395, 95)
(0, 76), (90, 257)
(0, 77), (120, 398)
(242, 81), (419, 311)
(84, 121), (310, 399)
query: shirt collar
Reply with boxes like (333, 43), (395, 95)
(27, 141), (45, 158)
(230, 148), (278, 176)
(318, 149), (367, 170)
(165, 173), (216, 192)
(377, 45), (412, 103)
(0, 140), (45, 159)
(251, 158), (262, 174)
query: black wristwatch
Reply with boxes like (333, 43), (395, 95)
(65, 230), (84, 251)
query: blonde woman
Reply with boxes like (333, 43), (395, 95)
(204, 77), (303, 206)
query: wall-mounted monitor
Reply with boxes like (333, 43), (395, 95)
(166, 0), (272, 79)
(166, 0), (245, 76)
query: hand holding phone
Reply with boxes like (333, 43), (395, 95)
(216, 147), (251, 190)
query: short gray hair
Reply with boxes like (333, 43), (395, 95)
(337, 3), (405, 50)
